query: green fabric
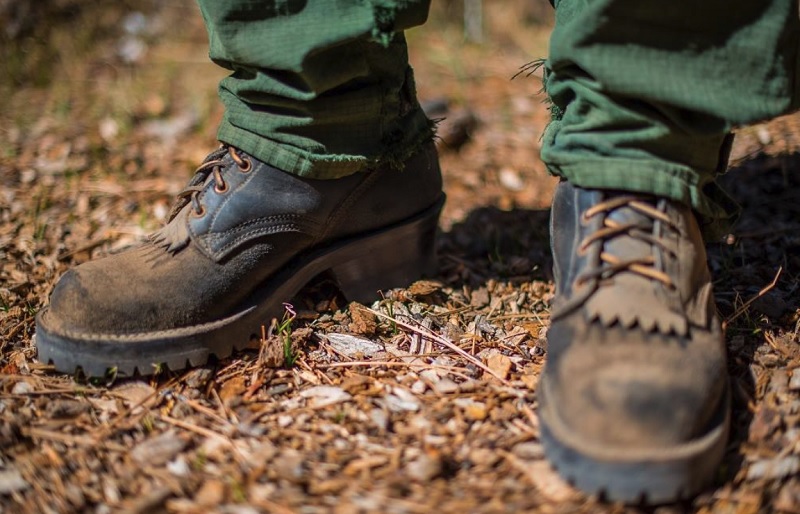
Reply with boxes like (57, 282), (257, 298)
(198, 0), (433, 179)
(541, 0), (800, 236)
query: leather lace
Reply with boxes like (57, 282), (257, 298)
(169, 146), (252, 220)
(576, 195), (678, 289)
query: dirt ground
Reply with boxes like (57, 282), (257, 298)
(1, 2), (799, 513)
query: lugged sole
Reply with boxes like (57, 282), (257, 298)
(538, 379), (731, 504)
(35, 197), (444, 377)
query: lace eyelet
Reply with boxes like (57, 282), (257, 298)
(192, 206), (206, 218)
(214, 181), (229, 194)
(237, 158), (252, 173)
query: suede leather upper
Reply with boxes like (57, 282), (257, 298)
(542, 182), (728, 449)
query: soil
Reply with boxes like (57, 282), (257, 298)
(1, 1), (799, 513)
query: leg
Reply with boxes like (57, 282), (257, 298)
(199, 0), (434, 179)
(35, 1), (443, 377)
(539, 0), (800, 503)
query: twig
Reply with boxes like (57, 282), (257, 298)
(368, 308), (511, 385)
(314, 360), (474, 382)
(723, 266), (782, 329)
(24, 427), (127, 451)
(158, 414), (247, 464)
(93, 379), (177, 441)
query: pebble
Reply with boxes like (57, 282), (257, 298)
(432, 377), (460, 394)
(10, 381), (33, 395)
(300, 386), (351, 408)
(167, 456), (190, 477)
(746, 456), (800, 481)
(131, 431), (187, 466)
(406, 453), (442, 482)
(384, 388), (421, 412)
(410, 380), (427, 394)
(0, 469), (29, 494)
(499, 168), (525, 192)
(486, 352), (513, 380)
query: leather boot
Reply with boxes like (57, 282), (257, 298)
(36, 143), (444, 376)
(540, 181), (730, 503)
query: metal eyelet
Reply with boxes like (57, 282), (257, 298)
(214, 181), (229, 194)
(192, 206), (206, 218)
(237, 158), (252, 173)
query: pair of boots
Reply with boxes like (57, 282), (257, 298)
(35, 142), (729, 504)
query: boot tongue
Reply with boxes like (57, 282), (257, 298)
(583, 200), (690, 336)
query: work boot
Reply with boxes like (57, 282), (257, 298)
(36, 143), (444, 377)
(540, 181), (730, 504)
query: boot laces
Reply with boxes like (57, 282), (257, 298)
(575, 195), (678, 290)
(168, 146), (252, 221)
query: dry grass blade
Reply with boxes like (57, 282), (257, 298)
(723, 266), (782, 329)
(368, 307), (511, 385)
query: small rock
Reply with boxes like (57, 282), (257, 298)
(746, 456), (800, 481)
(10, 381), (33, 395)
(410, 380), (427, 394)
(370, 409), (389, 431)
(384, 387), (420, 412)
(0, 469), (29, 494)
(756, 126), (772, 145)
(499, 167), (525, 192)
(196, 479), (226, 505)
(167, 456), (190, 477)
(324, 333), (384, 358)
(486, 353), (513, 380)
(432, 377), (460, 394)
(406, 453), (442, 482)
(103, 478), (121, 504)
(131, 431), (187, 466)
(300, 385), (351, 408)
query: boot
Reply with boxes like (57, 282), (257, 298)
(36, 143), (444, 377)
(540, 181), (730, 503)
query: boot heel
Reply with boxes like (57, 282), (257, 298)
(330, 200), (442, 304)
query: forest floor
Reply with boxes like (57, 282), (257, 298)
(1, 1), (799, 513)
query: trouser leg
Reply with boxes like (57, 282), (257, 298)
(541, 0), (800, 235)
(197, 0), (433, 179)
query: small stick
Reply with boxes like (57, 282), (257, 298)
(369, 308), (511, 385)
(723, 266), (782, 329)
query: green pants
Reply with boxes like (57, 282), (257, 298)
(542, 0), (800, 235)
(200, 0), (800, 233)
(198, 0), (433, 179)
